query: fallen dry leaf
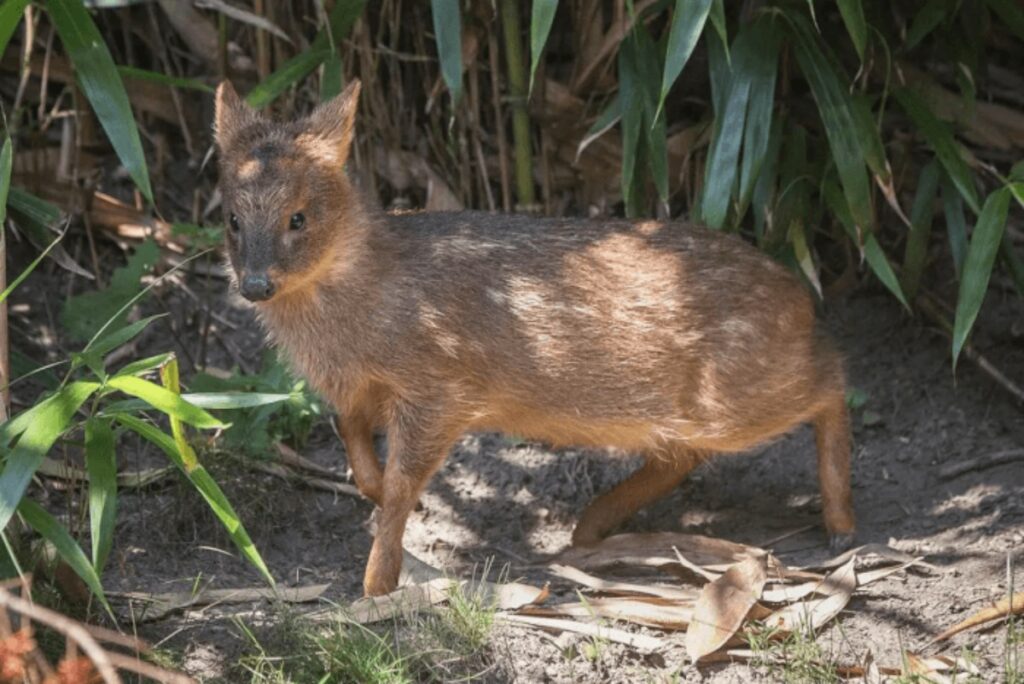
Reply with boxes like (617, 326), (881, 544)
(345, 578), (452, 624)
(557, 532), (771, 574)
(547, 563), (696, 601)
(761, 556), (857, 634)
(932, 591), (1024, 643)
(499, 613), (665, 651)
(522, 595), (694, 631)
(685, 555), (768, 662)
(111, 584), (330, 622)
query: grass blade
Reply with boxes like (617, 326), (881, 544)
(657, 0), (713, 116)
(836, 0), (867, 61)
(46, 0), (152, 202)
(431, 0), (462, 103)
(17, 499), (111, 615)
(0, 136), (10, 227)
(737, 18), (781, 217)
(618, 32), (644, 216)
(117, 65), (214, 92)
(789, 12), (873, 235)
(106, 375), (225, 429)
(529, 0), (558, 95)
(906, 0), (951, 49)
(102, 392), (291, 414)
(0, 381), (100, 531)
(576, 93), (621, 161)
(0, 0), (29, 63)
(894, 87), (980, 214)
(952, 188), (1011, 368)
(84, 417), (116, 573)
(707, 0), (728, 56)
(114, 413), (275, 585)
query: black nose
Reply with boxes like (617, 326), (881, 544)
(240, 273), (276, 301)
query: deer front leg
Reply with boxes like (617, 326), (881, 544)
(336, 409), (384, 505)
(363, 400), (460, 596)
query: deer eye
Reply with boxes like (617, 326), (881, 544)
(229, 213), (241, 233)
(289, 212), (305, 231)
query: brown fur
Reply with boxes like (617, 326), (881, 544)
(214, 80), (855, 596)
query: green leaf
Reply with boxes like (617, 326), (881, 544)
(737, 18), (782, 217)
(114, 413), (275, 585)
(529, 0), (558, 95)
(941, 171), (968, 279)
(71, 314), (166, 373)
(906, 0), (951, 50)
(952, 188), (1011, 368)
(576, 94), (621, 161)
(619, 33), (644, 216)
(107, 375), (225, 429)
(752, 113), (784, 243)
(0, 381), (100, 532)
(894, 87), (980, 214)
(789, 12), (873, 235)
(901, 159), (940, 301)
(634, 21), (668, 203)
(46, 0), (152, 202)
(706, 25), (730, 123)
(117, 66), (214, 92)
(707, 0), (728, 54)
(247, 0), (365, 109)
(61, 239), (159, 343)
(111, 352), (173, 378)
(983, 0), (1024, 42)
(84, 418), (117, 573)
(431, 0), (462, 103)
(17, 499), (111, 615)
(321, 52), (343, 102)
(0, 0), (29, 62)
(836, 0), (867, 60)
(704, 18), (779, 228)
(104, 392), (291, 414)
(0, 136), (10, 227)
(657, 0), (713, 116)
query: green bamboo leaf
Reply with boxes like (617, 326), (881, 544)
(707, 0), (728, 56)
(704, 19), (779, 228)
(114, 413), (274, 585)
(70, 314), (166, 374)
(706, 25), (729, 122)
(894, 87), (980, 214)
(901, 159), (940, 300)
(952, 188), (1011, 368)
(321, 52), (343, 102)
(751, 113), (784, 243)
(106, 375), (225, 429)
(941, 171), (968, 279)
(737, 18), (782, 216)
(0, 0), (29, 60)
(836, 0), (867, 60)
(657, 0), (713, 116)
(576, 93), (621, 161)
(619, 33), (644, 216)
(983, 0), (1024, 42)
(84, 417), (116, 572)
(849, 94), (888, 181)
(116, 66), (214, 92)
(247, 0), (365, 109)
(0, 382), (100, 532)
(103, 392), (291, 415)
(431, 0), (462, 103)
(789, 13), (873, 235)
(529, 0), (558, 95)
(906, 0), (951, 50)
(46, 0), (152, 202)
(17, 499), (111, 615)
(0, 136), (10, 227)
(633, 22), (668, 203)
(112, 352), (173, 379)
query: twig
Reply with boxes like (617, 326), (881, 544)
(939, 449), (1024, 480)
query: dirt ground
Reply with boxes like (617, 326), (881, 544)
(11, 259), (1024, 682)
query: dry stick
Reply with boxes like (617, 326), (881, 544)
(11, 3), (35, 122)
(487, 24), (512, 212)
(498, 0), (535, 211)
(939, 449), (1024, 480)
(915, 293), (1024, 406)
(0, 588), (121, 684)
(469, 60), (496, 211)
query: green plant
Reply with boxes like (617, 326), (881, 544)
(746, 621), (842, 684)
(191, 351), (323, 458)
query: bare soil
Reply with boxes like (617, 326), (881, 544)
(11, 259), (1024, 682)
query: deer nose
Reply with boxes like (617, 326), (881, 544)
(240, 273), (276, 301)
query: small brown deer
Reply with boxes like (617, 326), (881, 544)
(213, 79), (854, 596)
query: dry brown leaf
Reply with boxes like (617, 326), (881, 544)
(112, 584), (330, 622)
(346, 578), (452, 624)
(760, 581), (822, 604)
(685, 556), (769, 662)
(802, 543), (918, 572)
(521, 595), (694, 631)
(499, 613), (665, 651)
(547, 564), (696, 601)
(761, 557), (856, 633)
(932, 591), (1024, 643)
(557, 532), (770, 575)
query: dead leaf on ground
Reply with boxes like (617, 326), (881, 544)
(556, 532), (773, 575)
(931, 591), (1024, 643)
(761, 557), (857, 634)
(112, 584), (330, 622)
(500, 613), (665, 651)
(521, 595), (694, 631)
(547, 563), (696, 601)
(685, 555), (769, 662)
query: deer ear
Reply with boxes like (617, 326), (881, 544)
(305, 79), (361, 163)
(214, 81), (261, 151)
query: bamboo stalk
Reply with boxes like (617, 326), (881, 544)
(498, 0), (535, 211)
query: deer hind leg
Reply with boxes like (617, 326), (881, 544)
(572, 446), (703, 547)
(813, 389), (855, 552)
